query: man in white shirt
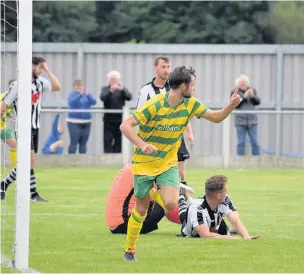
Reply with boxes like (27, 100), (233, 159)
(1, 57), (61, 202)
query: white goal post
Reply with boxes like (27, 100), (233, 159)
(14, 0), (33, 270)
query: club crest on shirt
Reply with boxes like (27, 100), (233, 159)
(31, 92), (40, 104)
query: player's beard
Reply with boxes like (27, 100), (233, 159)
(182, 91), (192, 98)
(32, 71), (38, 80)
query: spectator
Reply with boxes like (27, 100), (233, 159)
(100, 71), (132, 153)
(231, 75), (261, 156)
(66, 80), (96, 154)
(42, 113), (64, 155)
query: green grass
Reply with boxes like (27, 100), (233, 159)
(1, 168), (304, 273)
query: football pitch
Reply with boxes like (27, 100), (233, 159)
(1, 168), (304, 273)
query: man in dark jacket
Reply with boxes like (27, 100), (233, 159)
(100, 71), (132, 153)
(231, 75), (261, 156)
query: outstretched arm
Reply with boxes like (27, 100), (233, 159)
(227, 211), (259, 240)
(200, 86), (241, 123)
(195, 224), (239, 239)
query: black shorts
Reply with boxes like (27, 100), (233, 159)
(110, 203), (165, 235)
(31, 128), (39, 153)
(177, 138), (190, 162)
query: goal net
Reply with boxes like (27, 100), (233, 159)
(1, 0), (33, 271)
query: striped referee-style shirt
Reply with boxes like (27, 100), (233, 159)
(3, 76), (51, 129)
(181, 196), (237, 237)
(136, 78), (170, 109)
(132, 92), (207, 176)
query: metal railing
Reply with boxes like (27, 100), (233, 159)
(40, 107), (304, 167)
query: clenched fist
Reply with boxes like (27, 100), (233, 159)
(140, 143), (158, 155)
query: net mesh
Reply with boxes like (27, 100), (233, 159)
(1, 0), (18, 266)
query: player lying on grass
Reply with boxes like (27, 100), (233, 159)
(119, 66), (241, 261)
(105, 163), (194, 234)
(178, 174), (260, 239)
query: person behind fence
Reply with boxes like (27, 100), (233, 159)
(231, 75), (261, 156)
(66, 80), (96, 154)
(106, 163), (166, 235)
(100, 71), (132, 153)
(178, 174), (260, 240)
(42, 112), (64, 155)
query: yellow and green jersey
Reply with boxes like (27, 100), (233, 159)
(0, 93), (14, 130)
(132, 92), (207, 176)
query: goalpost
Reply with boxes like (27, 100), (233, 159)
(14, 0), (33, 270)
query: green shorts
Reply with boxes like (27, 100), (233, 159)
(0, 127), (14, 141)
(134, 166), (180, 198)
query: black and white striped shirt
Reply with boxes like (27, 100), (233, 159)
(181, 196), (237, 237)
(136, 78), (170, 109)
(4, 76), (51, 129)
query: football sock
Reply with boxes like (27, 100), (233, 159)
(30, 169), (38, 198)
(1, 168), (16, 191)
(178, 192), (188, 223)
(181, 181), (187, 185)
(9, 148), (17, 167)
(149, 188), (166, 211)
(125, 209), (146, 252)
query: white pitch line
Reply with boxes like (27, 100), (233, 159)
(1, 254), (41, 273)
(3, 212), (304, 218)
(4, 213), (100, 217)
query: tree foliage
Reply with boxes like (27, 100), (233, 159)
(0, 1), (301, 44)
(269, 1), (304, 44)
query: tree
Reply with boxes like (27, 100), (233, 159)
(269, 1), (304, 44)
(33, 1), (97, 42)
(1, 1), (18, 42)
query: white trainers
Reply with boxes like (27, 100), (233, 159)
(179, 183), (195, 195)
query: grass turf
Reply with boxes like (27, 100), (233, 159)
(1, 168), (304, 273)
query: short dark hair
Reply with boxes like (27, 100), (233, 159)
(168, 66), (196, 89)
(154, 56), (170, 66)
(32, 56), (46, 66)
(205, 175), (228, 197)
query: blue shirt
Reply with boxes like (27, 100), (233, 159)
(67, 91), (96, 120)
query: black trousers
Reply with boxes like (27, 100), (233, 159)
(103, 119), (122, 153)
(110, 203), (165, 235)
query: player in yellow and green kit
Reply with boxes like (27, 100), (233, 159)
(0, 80), (17, 166)
(0, 80), (18, 200)
(120, 66), (241, 261)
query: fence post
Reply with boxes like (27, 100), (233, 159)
(222, 115), (231, 168)
(122, 106), (130, 165)
(275, 48), (284, 156)
(77, 45), (84, 80)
